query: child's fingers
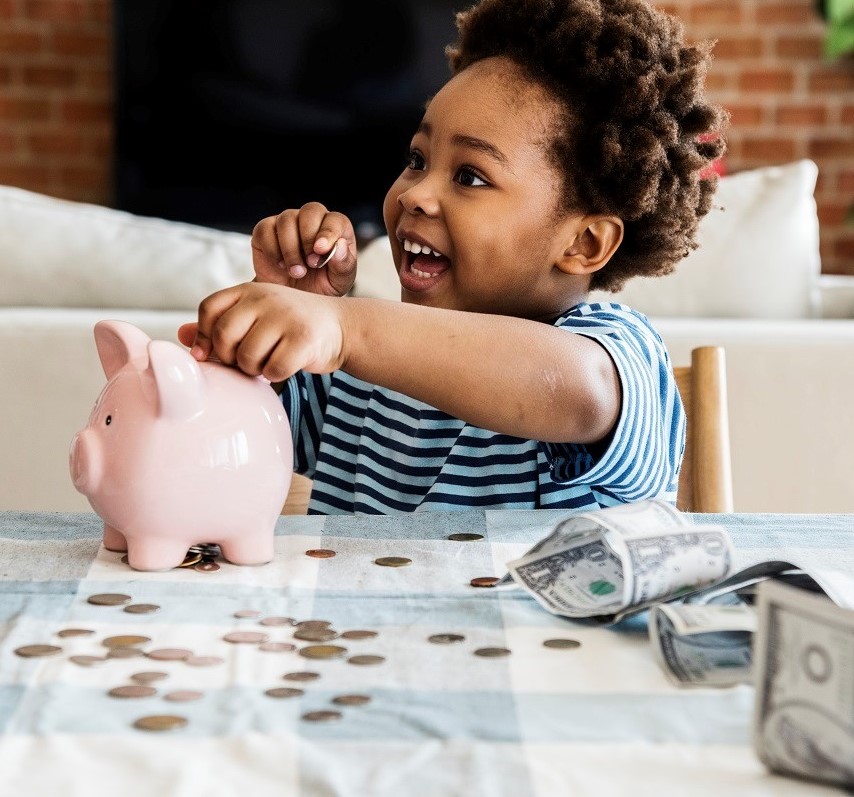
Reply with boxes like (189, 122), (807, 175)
(305, 210), (353, 269)
(261, 337), (316, 384)
(177, 322), (198, 348)
(194, 286), (246, 363)
(234, 323), (284, 378)
(272, 209), (311, 276)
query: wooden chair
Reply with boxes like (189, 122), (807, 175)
(281, 345), (735, 515)
(673, 346), (734, 513)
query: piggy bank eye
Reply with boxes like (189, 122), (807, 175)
(105, 415), (112, 426)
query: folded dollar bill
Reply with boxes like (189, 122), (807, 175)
(503, 500), (733, 623)
(753, 579), (854, 789)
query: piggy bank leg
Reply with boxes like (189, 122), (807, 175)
(102, 524), (127, 552)
(219, 533), (275, 566)
(126, 539), (190, 572)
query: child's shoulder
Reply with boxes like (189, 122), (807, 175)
(555, 300), (667, 352)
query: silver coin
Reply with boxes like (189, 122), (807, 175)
(340, 630), (378, 640)
(259, 616), (295, 627)
(131, 671), (169, 684)
(184, 655), (225, 667)
(283, 671), (320, 682)
(14, 644), (62, 658)
(163, 690), (203, 702)
(87, 593), (132, 606)
(123, 604), (161, 615)
(473, 647), (511, 658)
(56, 628), (95, 638)
(332, 694), (371, 706)
(259, 642), (297, 653)
(293, 628), (338, 642)
(133, 715), (188, 732)
(428, 633), (465, 644)
(302, 710), (342, 723)
(69, 654), (107, 666)
(347, 654), (385, 666)
(102, 635), (151, 648)
(265, 687), (303, 698)
(233, 609), (261, 619)
(223, 631), (268, 644)
(298, 644), (348, 660)
(543, 638), (582, 650)
(108, 685), (157, 698)
(107, 646), (145, 659)
(146, 648), (193, 661)
(447, 533), (484, 542)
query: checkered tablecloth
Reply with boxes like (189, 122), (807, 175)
(0, 509), (850, 796)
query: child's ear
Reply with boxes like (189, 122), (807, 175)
(555, 215), (624, 277)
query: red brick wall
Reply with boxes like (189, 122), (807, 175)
(0, 0), (852, 273)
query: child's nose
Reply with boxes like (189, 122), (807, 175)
(398, 177), (440, 217)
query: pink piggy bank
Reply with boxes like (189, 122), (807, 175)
(69, 320), (293, 571)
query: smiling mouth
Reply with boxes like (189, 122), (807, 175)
(400, 237), (451, 283)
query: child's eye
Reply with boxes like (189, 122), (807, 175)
(406, 149), (425, 171)
(456, 166), (488, 188)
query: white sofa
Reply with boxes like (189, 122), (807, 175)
(2, 159), (852, 513)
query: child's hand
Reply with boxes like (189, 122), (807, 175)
(251, 202), (357, 298)
(177, 282), (346, 382)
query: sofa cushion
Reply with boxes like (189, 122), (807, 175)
(588, 159), (821, 319)
(0, 185), (254, 310)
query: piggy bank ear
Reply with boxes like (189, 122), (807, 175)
(94, 320), (152, 379)
(147, 340), (206, 420)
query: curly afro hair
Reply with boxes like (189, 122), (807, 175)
(447, 0), (728, 292)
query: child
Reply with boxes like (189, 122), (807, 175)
(178, 0), (727, 515)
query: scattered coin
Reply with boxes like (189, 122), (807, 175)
(293, 628), (338, 642)
(164, 690), (203, 702)
(233, 609), (261, 619)
(223, 631), (268, 644)
(259, 616), (294, 627)
(178, 553), (202, 568)
(473, 647), (511, 658)
(340, 630), (378, 640)
(87, 593), (132, 606)
(332, 694), (371, 707)
(131, 672), (169, 684)
(133, 715), (188, 732)
(120, 555), (129, 564)
(69, 655), (107, 667)
(428, 633), (465, 644)
(107, 647), (145, 659)
(259, 642), (297, 653)
(348, 655), (385, 666)
(14, 644), (62, 658)
(283, 671), (320, 682)
(146, 648), (193, 661)
(305, 549), (336, 559)
(123, 604), (161, 615)
(194, 562), (220, 573)
(295, 620), (332, 630)
(447, 533), (484, 542)
(56, 628), (95, 638)
(103, 635), (151, 648)
(298, 645), (348, 660)
(374, 557), (411, 568)
(543, 638), (582, 649)
(108, 685), (157, 699)
(302, 710), (342, 723)
(184, 655), (225, 667)
(470, 577), (499, 588)
(265, 687), (303, 699)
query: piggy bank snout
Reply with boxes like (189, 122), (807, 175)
(69, 428), (102, 495)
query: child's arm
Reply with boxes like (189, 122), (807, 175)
(178, 282), (620, 445)
(251, 203), (357, 297)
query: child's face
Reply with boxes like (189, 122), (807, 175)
(383, 56), (587, 320)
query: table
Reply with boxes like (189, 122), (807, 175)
(0, 509), (850, 796)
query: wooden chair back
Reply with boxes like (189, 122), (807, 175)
(673, 346), (734, 513)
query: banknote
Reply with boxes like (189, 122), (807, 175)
(503, 500), (733, 623)
(753, 579), (854, 789)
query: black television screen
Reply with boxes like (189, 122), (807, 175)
(114, 0), (463, 236)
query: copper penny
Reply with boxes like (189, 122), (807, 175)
(428, 633), (465, 644)
(103, 635), (151, 648)
(348, 654), (385, 666)
(283, 671), (320, 682)
(259, 616), (295, 627)
(266, 687), (303, 698)
(332, 694), (371, 706)
(164, 690), (203, 702)
(70, 655), (107, 666)
(340, 630), (378, 640)
(56, 628), (95, 638)
(223, 631), (268, 644)
(108, 685), (157, 698)
(473, 647), (511, 658)
(146, 648), (193, 661)
(293, 628), (338, 642)
(302, 710), (342, 722)
(470, 577), (499, 588)
(374, 557), (411, 568)
(14, 644), (62, 658)
(259, 642), (297, 653)
(87, 593), (132, 606)
(543, 638), (582, 649)
(184, 655), (225, 667)
(123, 604), (161, 614)
(131, 672), (169, 684)
(305, 549), (336, 559)
(133, 715), (188, 732)
(447, 533), (484, 542)
(233, 609), (261, 619)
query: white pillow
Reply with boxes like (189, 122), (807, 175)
(589, 159), (821, 319)
(0, 185), (254, 309)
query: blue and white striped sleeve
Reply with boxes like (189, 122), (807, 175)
(544, 306), (685, 503)
(279, 372), (332, 478)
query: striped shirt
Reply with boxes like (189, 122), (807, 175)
(280, 302), (685, 515)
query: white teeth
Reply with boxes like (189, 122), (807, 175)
(411, 266), (438, 279)
(402, 238), (443, 258)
